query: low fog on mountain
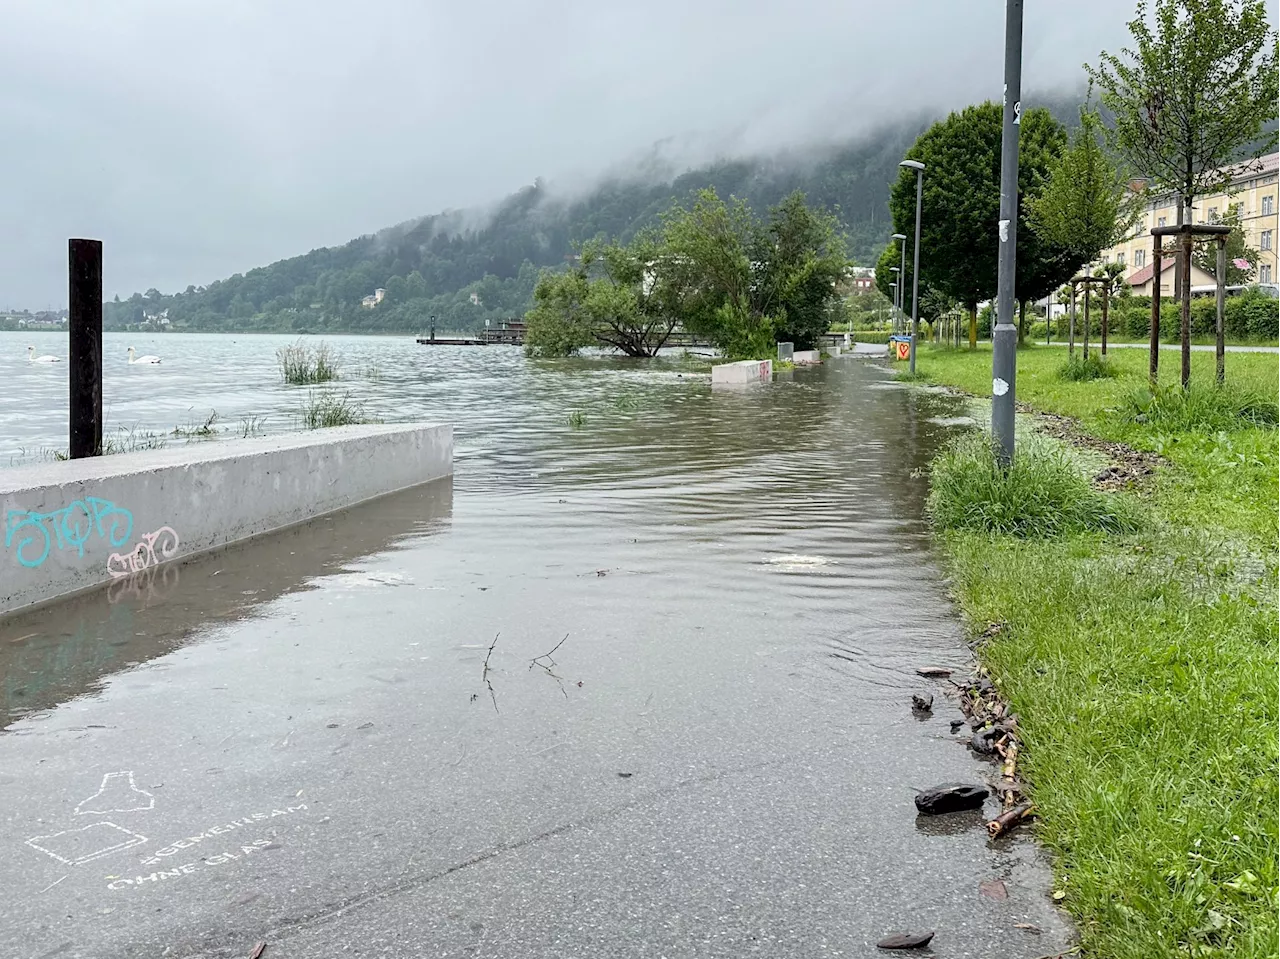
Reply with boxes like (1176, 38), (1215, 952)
(2, 0), (1130, 306)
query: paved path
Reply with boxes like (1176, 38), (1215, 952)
(0, 361), (1071, 958)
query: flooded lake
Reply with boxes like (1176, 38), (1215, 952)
(0, 332), (1070, 957)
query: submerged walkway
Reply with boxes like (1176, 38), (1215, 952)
(0, 356), (1071, 957)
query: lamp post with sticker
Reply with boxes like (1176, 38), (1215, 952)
(991, 0), (1023, 466)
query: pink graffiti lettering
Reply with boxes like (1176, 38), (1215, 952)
(106, 526), (180, 578)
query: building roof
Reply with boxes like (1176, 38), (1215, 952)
(1125, 257), (1218, 287)
(1124, 261), (1168, 287)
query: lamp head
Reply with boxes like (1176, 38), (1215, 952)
(891, 233), (907, 241)
(899, 159), (925, 171)
(890, 266), (900, 273)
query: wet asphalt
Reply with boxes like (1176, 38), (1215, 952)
(0, 354), (1072, 957)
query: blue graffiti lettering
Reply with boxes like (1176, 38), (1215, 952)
(5, 499), (134, 569)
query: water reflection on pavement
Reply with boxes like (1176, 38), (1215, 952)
(0, 350), (1071, 957)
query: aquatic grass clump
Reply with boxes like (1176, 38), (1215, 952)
(927, 432), (1141, 538)
(171, 409), (220, 439)
(1058, 353), (1117, 382)
(278, 340), (340, 385)
(98, 425), (168, 455)
(1124, 383), (1279, 432)
(301, 391), (369, 429)
(566, 410), (586, 428)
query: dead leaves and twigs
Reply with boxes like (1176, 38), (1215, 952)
(1032, 410), (1159, 491)
(480, 632), (500, 713)
(956, 666), (1036, 838)
(529, 633), (570, 698)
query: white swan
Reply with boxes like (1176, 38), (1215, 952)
(27, 345), (60, 363)
(127, 346), (162, 365)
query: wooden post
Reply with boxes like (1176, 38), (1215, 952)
(68, 239), (103, 459)
(1216, 237), (1227, 385)
(1082, 279), (1091, 360)
(1180, 229), (1193, 389)
(1068, 280), (1076, 358)
(1149, 239), (1162, 388)
(1101, 277), (1110, 357)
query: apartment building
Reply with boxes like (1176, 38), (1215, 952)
(1100, 152), (1279, 292)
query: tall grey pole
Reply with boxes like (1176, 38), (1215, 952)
(991, 0), (1022, 466)
(902, 161), (925, 374)
(898, 241), (907, 335)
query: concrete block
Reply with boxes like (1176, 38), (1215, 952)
(711, 359), (772, 385)
(794, 350), (822, 365)
(0, 423), (452, 615)
(777, 342), (794, 362)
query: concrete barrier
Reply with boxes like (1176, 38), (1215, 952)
(0, 423), (452, 615)
(711, 359), (772, 385)
(794, 350), (822, 365)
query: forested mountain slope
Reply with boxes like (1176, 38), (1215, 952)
(107, 94), (1087, 333)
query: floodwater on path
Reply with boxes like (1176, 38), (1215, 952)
(0, 335), (1071, 957)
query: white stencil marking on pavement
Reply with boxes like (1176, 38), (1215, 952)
(75, 771), (155, 815)
(26, 822), (149, 865)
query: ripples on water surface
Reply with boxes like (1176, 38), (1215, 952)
(0, 333), (1078, 957)
(0, 331), (973, 719)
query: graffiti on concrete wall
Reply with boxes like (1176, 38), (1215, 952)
(4, 498), (134, 569)
(106, 527), (180, 579)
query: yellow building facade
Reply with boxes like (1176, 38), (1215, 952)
(1100, 152), (1279, 292)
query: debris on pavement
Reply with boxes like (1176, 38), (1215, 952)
(978, 878), (1008, 901)
(876, 930), (936, 950)
(249, 942), (266, 959)
(911, 692), (934, 712)
(915, 666), (952, 678)
(914, 782), (989, 815)
(987, 801), (1036, 839)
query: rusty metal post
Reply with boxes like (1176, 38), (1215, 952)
(68, 239), (103, 458)
(1149, 239), (1162, 388)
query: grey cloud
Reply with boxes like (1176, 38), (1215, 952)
(0, 0), (1132, 306)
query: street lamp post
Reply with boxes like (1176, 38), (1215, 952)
(891, 233), (907, 335)
(889, 266), (902, 334)
(888, 281), (897, 334)
(900, 160), (925, 374)
(991, 0), (1023, 466)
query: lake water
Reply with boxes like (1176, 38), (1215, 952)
(0, 332), (1071, 956)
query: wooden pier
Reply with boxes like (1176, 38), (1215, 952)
(417, 320), (526, 347)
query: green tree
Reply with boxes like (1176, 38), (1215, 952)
(1192, 203), (1260, 284)
(662, 189), (847, 356)
(661, 189), (767, 357)
(753, 191), (849, 348)
(523, 238), (680, 358)
(888, 102), (1073, 346)
(524, 265), (594, 357)
(1029, 108), (1141, 262)
(1087, 0), (1278, 382)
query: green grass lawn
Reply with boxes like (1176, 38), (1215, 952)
(898, 343), (1278, 959)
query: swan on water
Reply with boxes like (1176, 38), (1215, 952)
(127, 346), (162, 365)
(27, 346), (60, 363)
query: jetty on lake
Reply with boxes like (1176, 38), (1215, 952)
(416, 320), (526, 347)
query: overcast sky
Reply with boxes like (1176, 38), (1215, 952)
(0, 0), (1135, 307)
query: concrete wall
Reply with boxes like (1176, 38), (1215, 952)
(0, 423), (452, 615)
(794, 350), (822, 366)
(711, 359), (772, 385)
